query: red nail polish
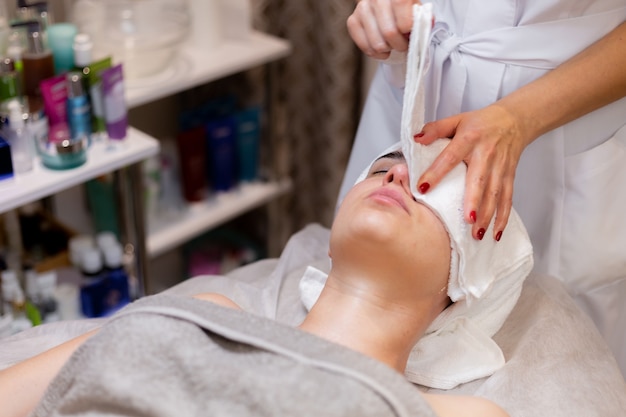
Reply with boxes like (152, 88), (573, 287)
(469, 211), (477, 223)
(477, 228), (485, 240)
(495, 231), (503, 242)
(414, 132), (425, 139)
(418, 182), (430, 194)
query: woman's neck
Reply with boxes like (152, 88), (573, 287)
(298, 271), (438, 373)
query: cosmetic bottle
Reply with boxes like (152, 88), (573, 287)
(6, 30), (25, 73)
(206, 116), (237, 192)
(21, 20), (54, 110)
(176, 127), (207, 202)
(235, 107), (261, 182)
(11, 292), (34, 333)
(1, 269), (19, 318)
(16, 0), (53, 40)
(101, 64), (127, 141)
(0, 137), (14, 181)
(47, 22), (77, 74)
(79, 247), (105, 318)
(66, 71), (91, 140)
(36, 271), (59, 323)
(0, 58), (22, 111)
(5, 101), (34, 174)
(83, 56), (111, 136)
(101, 242), (130, 316)
(40, 74), (67, 127)
(73, 33), (93, 70)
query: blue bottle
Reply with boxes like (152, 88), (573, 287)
(101, 243), (130, 316)
(79, 247), (105, 318)
(66, 71), (91, 141)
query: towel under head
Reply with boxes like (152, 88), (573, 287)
(303, 138), (533, 389)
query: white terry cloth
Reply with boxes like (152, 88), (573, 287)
(300, 4), (534, 390)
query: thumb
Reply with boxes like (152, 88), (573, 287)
(413, 115), (461, 144)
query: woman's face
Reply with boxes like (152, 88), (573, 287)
(330, 151), (451, 301)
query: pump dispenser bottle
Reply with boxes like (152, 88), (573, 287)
(102, 243), (130, 315)
(21, 20), (54, 110)
(73, 33), (93, 71)
(0, 58), (23, 116)
(5, 102), (34, 174)
(66, 71), (91, 140)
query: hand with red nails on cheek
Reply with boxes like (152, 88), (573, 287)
(346, 0), (419, 60)
(414, 103), (531, 242)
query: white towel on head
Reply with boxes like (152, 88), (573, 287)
(301, 4), (534, 390)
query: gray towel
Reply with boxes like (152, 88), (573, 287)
(33, 294), (438, 417)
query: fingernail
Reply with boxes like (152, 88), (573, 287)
(477, 228), (485, 240)
(414, 132), (425, 139)
(495, 230), (503, 242)
(469, 211), (477, 223)
(418, 182), (430, 194)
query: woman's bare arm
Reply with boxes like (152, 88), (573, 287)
(0, 329), (98, 417)
(417, 21), (626, 238)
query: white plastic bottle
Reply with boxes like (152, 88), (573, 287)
(5, 102), (34, 174)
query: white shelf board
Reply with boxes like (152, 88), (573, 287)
(0, 127), (160, 214)
(126, 31), (292, 108)
(147, 179), (292, 258)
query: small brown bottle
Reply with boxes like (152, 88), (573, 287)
(21, 20), (54, 110)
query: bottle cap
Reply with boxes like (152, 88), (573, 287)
(96, 231), (118, 252)
(73, 33), (93, 67)
(81, 248), (102, 274)
(0, 57), (14, 73)
(103, 243), (124, 269)
(68, 235), (95, 267)
(66, 72), (85, 98)
(1, 270), (18, 294)
(7, 101), (26, 129)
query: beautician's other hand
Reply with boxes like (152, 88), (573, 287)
(414, 105), (530, 241)
(347, 0), (418, 59)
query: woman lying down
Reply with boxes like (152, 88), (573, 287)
(0, 140), (533, 417)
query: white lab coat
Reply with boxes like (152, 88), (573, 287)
(339, 0), (626, 375)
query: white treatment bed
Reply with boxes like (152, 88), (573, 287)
(1, 224), (625, 416)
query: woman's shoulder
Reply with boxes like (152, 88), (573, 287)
(192, 292), (242, 310)
(422, 392), (510, 417)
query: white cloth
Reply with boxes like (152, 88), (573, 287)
(301, 4), (534, 390)
(338, 0), (626, 376)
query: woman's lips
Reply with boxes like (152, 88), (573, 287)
(368, 188), (409, 213)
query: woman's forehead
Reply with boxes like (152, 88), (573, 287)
(367, 151), (407, 174)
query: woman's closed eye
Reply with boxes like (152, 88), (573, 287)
(367, 151), (406, 178)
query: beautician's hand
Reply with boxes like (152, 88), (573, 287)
(414, 104), (529, 241)
(347, 0), (418, 59)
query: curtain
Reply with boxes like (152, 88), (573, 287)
(252, 0), (363, 251)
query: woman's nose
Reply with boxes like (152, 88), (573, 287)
(383, 163), (410, 190)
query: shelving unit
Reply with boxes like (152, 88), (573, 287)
(1, 30), (291, 294)
(125, 31), (293, 264)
